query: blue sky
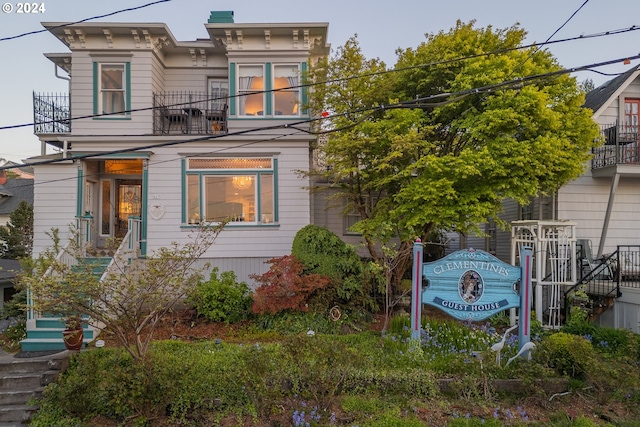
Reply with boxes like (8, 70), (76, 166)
(1, 0), (639, 162)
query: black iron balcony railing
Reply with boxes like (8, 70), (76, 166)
(592, 124), (640, 169)
(33, 92), (71, 134)
(153, 92), (227, 135)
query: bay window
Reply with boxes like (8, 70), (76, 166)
(185, 157), (276, 225)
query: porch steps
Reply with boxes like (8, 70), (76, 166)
(21, 257), (110, 352)
(0, 352), (70, 425)
(20, 318), (95, 352)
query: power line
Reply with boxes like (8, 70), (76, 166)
(0, 0), (173, 42)
(4, 50), (639, 177)
(2, 24), (639, 132)
(513, 0), (590, 75)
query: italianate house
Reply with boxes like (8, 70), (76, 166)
(24, 11), (329, 350)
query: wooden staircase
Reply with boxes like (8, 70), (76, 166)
(20, 257), (111, 352)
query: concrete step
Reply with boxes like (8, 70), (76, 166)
(0, 390), (43, 406)
(0, 351), (71, 425)
(0, 404), (39, 424)
(0, 371), (60, 392)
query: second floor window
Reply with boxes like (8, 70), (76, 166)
(99, 63), (127, 115)
(624, 99), (640, 129)
(238, 65), (264, 116)
(273, 65), (300, 116)
(209, 79), (229, 111)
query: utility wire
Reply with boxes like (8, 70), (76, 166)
(4, 50), (640, 176)
(2, 133), (298, 191)
(0, 0), (173, 42)
(513, 0), (590, 75)
(2, 24), (639, 132)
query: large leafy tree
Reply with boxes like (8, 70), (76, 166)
(307, 21), (599, 290)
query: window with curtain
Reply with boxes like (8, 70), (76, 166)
(99, 64), (126, 115)
(238, 65), (264, 116)
(273, 65), (300, 116)
(208, 78), (229, 111)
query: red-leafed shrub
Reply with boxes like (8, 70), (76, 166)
(250, 255), (330, 315)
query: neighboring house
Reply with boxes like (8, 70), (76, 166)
(24, 11), (329, 350)
(0, 159), (34, 180)
(461, 66), (640, 333)
(0, 175), (34, 226)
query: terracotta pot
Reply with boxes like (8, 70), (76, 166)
(62, 329), (84, 351)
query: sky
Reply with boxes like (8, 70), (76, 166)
(1, 0), (639, 163)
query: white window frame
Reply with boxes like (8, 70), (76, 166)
(237, 65), (265, 116)
(208, 78), (229, 111)
(98, 63), (127, 116)
(273, 64), (301, 117)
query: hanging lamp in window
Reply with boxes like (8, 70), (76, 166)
(232, 175), (253, 190)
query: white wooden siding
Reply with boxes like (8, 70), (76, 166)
(557, 175), (640, 254)
(163, 68), (217, 92)
(145, 141), (312, 262)
(69, 51), (155, 135)
(32, 163), (78, 257)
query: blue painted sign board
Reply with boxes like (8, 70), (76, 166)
(422, 248), (520, 321)
(411, 241), (533, 354)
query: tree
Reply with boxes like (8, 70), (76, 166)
(580, 78), (596, 93)
(0, 200), (33, 259)
(21, 224), (226, 361)
(307, 22), (599, 294)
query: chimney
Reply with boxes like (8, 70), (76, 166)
(0, 170), (6, 185)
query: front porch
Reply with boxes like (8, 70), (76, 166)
(22, 217), (142, 352)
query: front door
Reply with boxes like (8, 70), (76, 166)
(99, 178), (142, 246)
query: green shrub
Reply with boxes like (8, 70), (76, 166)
(187, 267), (252, 323)
(534, 332), (596, 380)
(0, 321), (26, 353)
(291, 224), (374, 311)
(253, 311), (341, 335)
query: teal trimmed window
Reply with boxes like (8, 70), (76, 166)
(272, 64), (301, 116)
(183, 157), (277, 225)
(93, 62), (131, 119)
(232, 62), (303, 117)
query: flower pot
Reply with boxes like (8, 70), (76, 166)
(62, 328), (84, 351)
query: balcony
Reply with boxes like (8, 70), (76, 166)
(592, 124), (640, 177)
(33, 92), (71, 134)
(153, 92), (227, 136)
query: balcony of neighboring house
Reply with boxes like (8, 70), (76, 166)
(33, 92), (71, 135)
(591, 124), (640, 178)
(152, 92), (228, 136)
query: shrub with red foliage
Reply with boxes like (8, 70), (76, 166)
(250, 255), (331, 315)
